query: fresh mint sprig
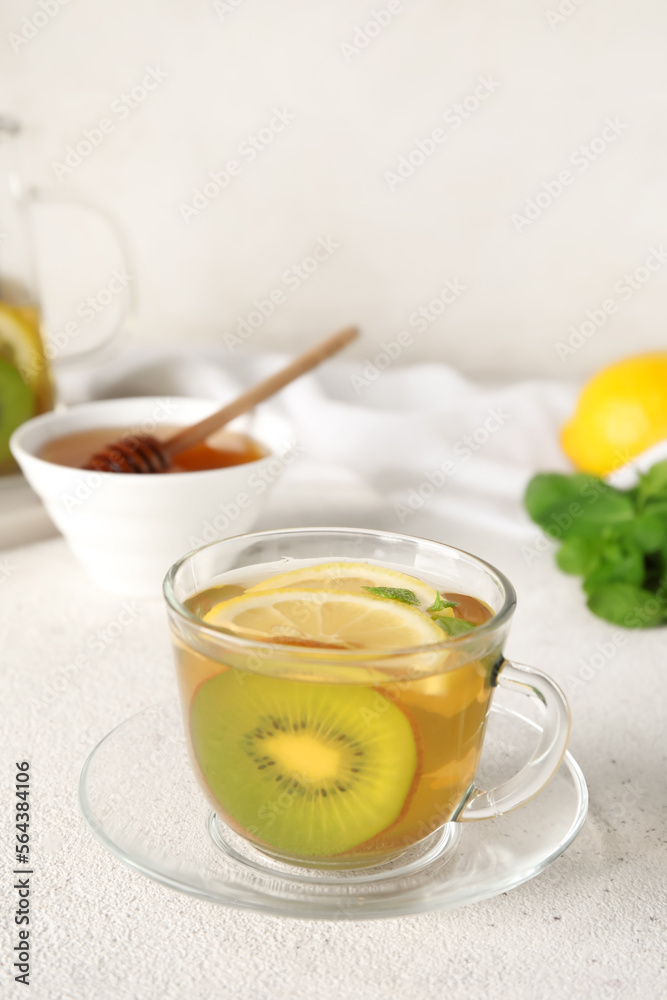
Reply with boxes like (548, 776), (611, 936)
(435, 616), (476, 636)
(426, 592), (459, 614)
(524, 460), (667, 628)
(362, 587), (420, 606)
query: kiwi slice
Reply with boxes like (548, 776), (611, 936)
(0, 358), (34, 464)
(191, 671), (418, 857)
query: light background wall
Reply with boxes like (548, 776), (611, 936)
(2, 0), (667, 379)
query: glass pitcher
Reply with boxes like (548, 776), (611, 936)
(0, 116), (134, 476)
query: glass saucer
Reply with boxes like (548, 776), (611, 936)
(79, 691), (588, 921)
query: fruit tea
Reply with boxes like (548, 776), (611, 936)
(171, 560), (500, 867)
(0, 302), (55, 475)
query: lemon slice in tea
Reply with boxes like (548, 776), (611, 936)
(246, 561), (440, 611)
(204, 588), (444, 649)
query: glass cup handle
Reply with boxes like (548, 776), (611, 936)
(27, 185), (137, 365)
(459, 660), (571, 822)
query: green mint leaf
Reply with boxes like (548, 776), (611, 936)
(363, 586), (419, 606)
(637, 460), (667, 510)
(524, 473), (603, 531)
(586, 583), (666, 628)
(556, 535), (600, 576)
(622, 514), (667, 554)
(427, 592), (444, 612)
(435, 616), (476, 636)
(641, 500), (667, 523)
(524, 472), (634, 540)
(580, 488), (637, 527)
(426, 592), (459, 613)
(582, 541), (645, 595)
(526, 462), (667, 627)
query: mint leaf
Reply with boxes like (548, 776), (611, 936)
(621, 514), (667, 553)
(524, 473), (634, 539)
(582, 539), (645, 594)
(524, 472), (599, 528)
(586, 583), (666, 628)
(579, 487), (635, 527)
(556, 535), (600, 576)
(642, 502), (667, 525)
(637, 460), (667, 510)
(427, 592), (444, 612)
(435, 616), (476, 636)
(426, 592), (458, 613)
(363, 586), (419, 606)
(524, 464), (667, 628)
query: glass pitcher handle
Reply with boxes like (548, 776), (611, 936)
(27, 185), (137, 366)
(459, 660), (571, 822)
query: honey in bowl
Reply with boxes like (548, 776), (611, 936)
(39, 426), (267, 472)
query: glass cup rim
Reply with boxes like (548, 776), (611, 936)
(163, 526), (517, 658)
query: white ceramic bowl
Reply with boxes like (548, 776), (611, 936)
(10, 397), (294, 597)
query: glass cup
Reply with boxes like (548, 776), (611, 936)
(164, 527), (571, 871)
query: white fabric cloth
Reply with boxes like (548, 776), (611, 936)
(56, 347), (578, 540)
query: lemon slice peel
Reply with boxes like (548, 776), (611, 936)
(245, 561), (439, 611)
(203, 587), (445, 651)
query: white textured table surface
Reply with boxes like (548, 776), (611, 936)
(1, 488), (666, 1000)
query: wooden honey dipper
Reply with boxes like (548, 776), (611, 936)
(83, 326), (358, 473)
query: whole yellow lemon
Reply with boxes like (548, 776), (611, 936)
(561, 352), (667, 476)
